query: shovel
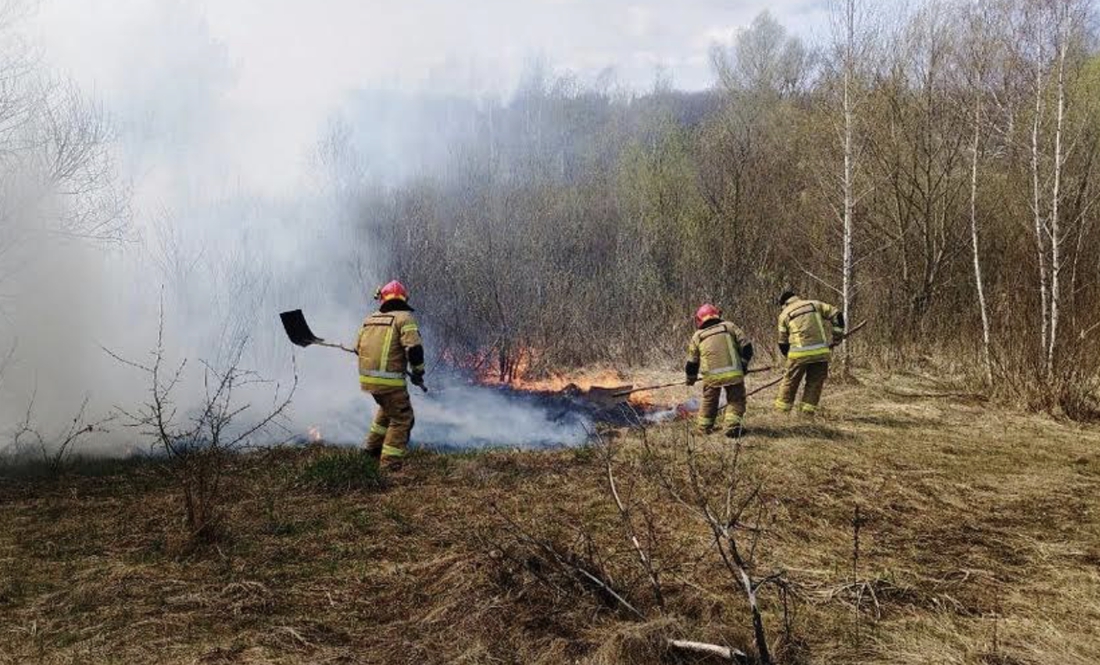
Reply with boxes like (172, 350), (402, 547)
(279, 309), (428, 392)
(588, 367), (773, 408)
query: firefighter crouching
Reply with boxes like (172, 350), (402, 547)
(357, 280), (426, 471)
(774, 289), (845, 416)
(686, 304), (754, 438)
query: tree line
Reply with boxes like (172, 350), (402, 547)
(331, 0), (1100, 416)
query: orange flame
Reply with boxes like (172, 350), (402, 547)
(307, 425), (322, 443)
(445, 345), (675, 409)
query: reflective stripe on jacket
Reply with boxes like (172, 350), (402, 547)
(778, 298), (842, 363)
(687, 320), (750, 387)
(356, 309), (423, 391)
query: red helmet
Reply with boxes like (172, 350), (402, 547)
(694, 304), (721, 328)
(376, 280), (408, 302)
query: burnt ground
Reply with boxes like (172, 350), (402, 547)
(1, 372), (1099, 664)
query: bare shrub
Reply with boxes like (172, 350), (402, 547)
(107, 308), (296, 544)
(478, 422), (789, 663)
(637, 426), (787, 664)
(6, 391), (112, 475)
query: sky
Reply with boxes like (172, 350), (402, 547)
(29, 0), (840, 191)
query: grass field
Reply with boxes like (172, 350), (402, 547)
(1, 372), (1099, 664)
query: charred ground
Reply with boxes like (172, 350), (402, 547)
(1, 373), (1099, 665)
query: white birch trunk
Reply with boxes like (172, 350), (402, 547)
(969, 100), (994, 385)
(1030, 60), (1050, 361)
(1047, 15), (1068, 376)
(841, 0), (855, 374)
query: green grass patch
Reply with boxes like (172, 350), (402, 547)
(299, 448), (383, 494)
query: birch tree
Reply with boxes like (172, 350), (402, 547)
(963, 1), (999, 385)
(827, 0), (874, 373)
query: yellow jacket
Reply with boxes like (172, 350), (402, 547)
(687, 320), (751, 387)
(356, 308), (423, 392)
(778, 298), (843, 365)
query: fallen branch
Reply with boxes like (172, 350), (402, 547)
(489, 502), (645, 620)
(667, 639), (747, 661)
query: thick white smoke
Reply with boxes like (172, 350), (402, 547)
(0, 0), (611, 456)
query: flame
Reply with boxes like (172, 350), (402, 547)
(627, 391), (657, 408)
(307, 425), (322, 443)
(446, 345), (675, 410)
(482, 363), (629, 394)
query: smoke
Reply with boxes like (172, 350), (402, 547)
(0, 0), (596, 456)
(308, 378), (592, 450)
(0, 0), (822, 456)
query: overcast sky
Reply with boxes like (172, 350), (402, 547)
(35, 0), (840, 93)
(28, 0), (874, 190)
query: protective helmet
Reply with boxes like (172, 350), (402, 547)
(776, 289), (797, 306)
(375, 280), (409, 302)
(694, 304), (721, 329)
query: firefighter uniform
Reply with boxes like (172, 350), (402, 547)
(687, 314), (753, 437)
(356, 296), (425, 468)
(775, 294), (845, 415)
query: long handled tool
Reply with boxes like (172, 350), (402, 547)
(279, 309), (427, 392)
(588, 367), (773, 407)
(836, 319), (867, 345)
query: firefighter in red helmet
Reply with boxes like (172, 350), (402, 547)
(686, 304), (754, 438)
(355, 280), (425, 470)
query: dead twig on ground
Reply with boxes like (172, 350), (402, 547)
(487, 502), (645, 620)
(667, 639), (747, 661)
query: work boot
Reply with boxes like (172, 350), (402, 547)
(725, 424), (745, 440)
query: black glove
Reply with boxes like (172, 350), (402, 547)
(686, 374), (698, 386)
(410, 370), (426, 388)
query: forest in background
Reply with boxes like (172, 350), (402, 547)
(326, 0), (1100, 416)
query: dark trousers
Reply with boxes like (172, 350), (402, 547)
(775, 361), (829, 414)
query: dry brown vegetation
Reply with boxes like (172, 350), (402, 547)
(2, 374), (1099, 664)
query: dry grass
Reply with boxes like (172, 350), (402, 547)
(1, 372), (1099, 664)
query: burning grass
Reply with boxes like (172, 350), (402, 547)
(1, 373), (1099, 664)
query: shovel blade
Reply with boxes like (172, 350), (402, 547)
(280, 309), (323, 347)
(585, 384), (636, 408)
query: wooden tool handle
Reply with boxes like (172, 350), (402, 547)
(316, 340), (428, 392)
(314, 340), (357, 354)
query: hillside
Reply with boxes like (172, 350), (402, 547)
(2, 373), (1099, 664)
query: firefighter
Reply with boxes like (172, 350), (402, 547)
(356, 280), (426, 471)
(686, 304), (754, 438)
(774, 289), (845, 416)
